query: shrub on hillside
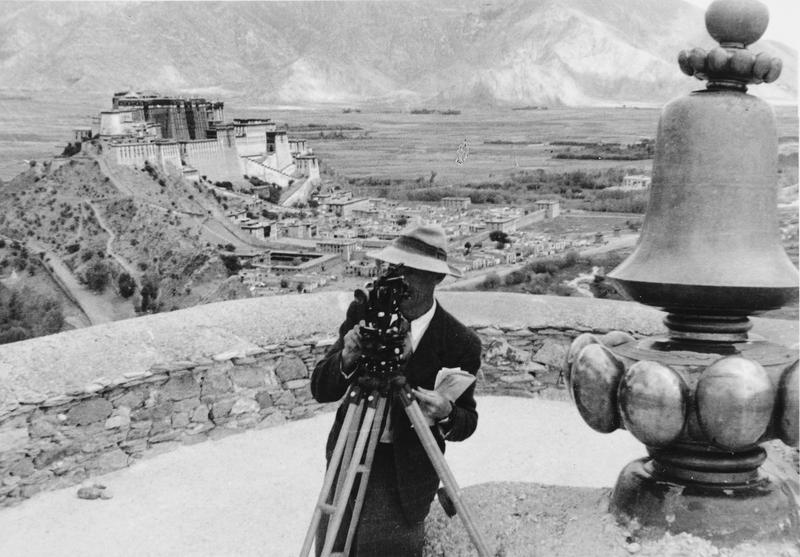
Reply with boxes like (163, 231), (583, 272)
(118, 272), (136, 298)
(0, 285), (64, 344)
(139, 274), (161, 313)
(481, 272), (501, 289)
(84, 260), (110, 292)
(220, 254), (241, 276)
(61, 142), (81, 157)
(504, 269), (529, 286)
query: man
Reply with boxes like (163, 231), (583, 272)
(311, 224), (482, 557)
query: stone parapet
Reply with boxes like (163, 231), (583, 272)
(0, 292), (795, 507)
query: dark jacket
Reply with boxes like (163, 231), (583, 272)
(311, 299), (482, 524)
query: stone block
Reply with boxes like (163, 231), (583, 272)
(173, 397), (201, 414)
(104, 414), (130, 430)
(33, 442), (76, 468)
(255, 391), (274, 409)
(230, 365), (265, 389)
(520, 361), (548, 375)
(273, 390), (297, 408)
(499, 373), (537, 384)
(275, 355), (308, 382)
(201, 368), (232, 397)
(533, 337), (572, 369)
(149, 430), (180, 444)
(162, 374), (201, 401)
(41, 395), (72, 408)
(230, 398), (260, 416)
(210, 399), (235, 421)
(2, 474), (21, 487)
(234, 416), (259, 429)
(29, 417), (58, 438)
(172, 412), (191, 429)
(187, 423), (214, 436)
(181, 431), (209, 446)
(19, 483), (44, 499)
(8, 458), (35, 478)
(149, 419), (171, 437)
(96, 448), (129, 473)
(0, 484), (18, 498)
(119, 438), (148, 456)
(112, 389), (146, 410)
(264, 367), (280, 389)
(0, 427), (30, 454)
(484, 338), (531, 365)
(257, 412), (286, 429)
(127, 420), (152, 440)
(145, 396), (174, 421)
(191, 405), (210, 423)
(213, 349), (246, 362)
(286, 378), (310, 390)
(66, 398), (113, 426)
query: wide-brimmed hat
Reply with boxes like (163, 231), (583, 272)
(367, 224), (462, 277)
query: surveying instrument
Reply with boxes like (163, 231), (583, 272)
(300, 266), (492, 557)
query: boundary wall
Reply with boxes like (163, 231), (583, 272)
(0, 293), (795, 507)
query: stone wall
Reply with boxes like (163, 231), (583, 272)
(0, 339), (335, 506)
(180, 139), (242, 183)
(0, 292), (795, 508)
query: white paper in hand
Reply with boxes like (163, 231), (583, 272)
(434, 367), (476, 402)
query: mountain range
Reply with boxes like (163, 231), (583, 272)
(0, 0), (796, 106)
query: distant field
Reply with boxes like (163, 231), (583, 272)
(235, 104), (798, 184)
(0, 93), (108, 180)
(1, 94), (796, 184)
(533, 212), (642, 236)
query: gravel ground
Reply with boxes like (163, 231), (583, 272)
(0, 395), (796, 557)
(424, 482), (800, 557)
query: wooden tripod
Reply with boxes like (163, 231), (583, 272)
(299, 376), (493, 557)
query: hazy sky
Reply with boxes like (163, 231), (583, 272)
(684, 0), (799, 51)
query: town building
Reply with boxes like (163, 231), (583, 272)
(534, 199), (561, 219)
(325, 197), (371, 218)
(485, 216), (518, 233)
(611, 174), (652, 191)
(441, 197), (471, 211)
(316, 239), (357, 262)
(73, 128), (93, 142)
(95, 92), (320, 203)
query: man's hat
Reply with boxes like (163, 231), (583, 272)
(368, 224), (462, 277)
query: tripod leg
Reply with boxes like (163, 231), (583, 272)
(332, 393), (365, 508)
(342, 395), (388, 556)
(396, 384), (494, 557)
(321, 390), (381, 557)
(299, 385), (363, 557)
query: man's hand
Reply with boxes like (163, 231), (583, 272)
(412, 387), (453, 421)
(341, 324), (362, 373)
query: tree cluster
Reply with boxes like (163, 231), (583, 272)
(0, 285), (64, 345)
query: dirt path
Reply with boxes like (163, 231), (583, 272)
(31, 243), (114, 325)
(84, 201), (141, 290)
